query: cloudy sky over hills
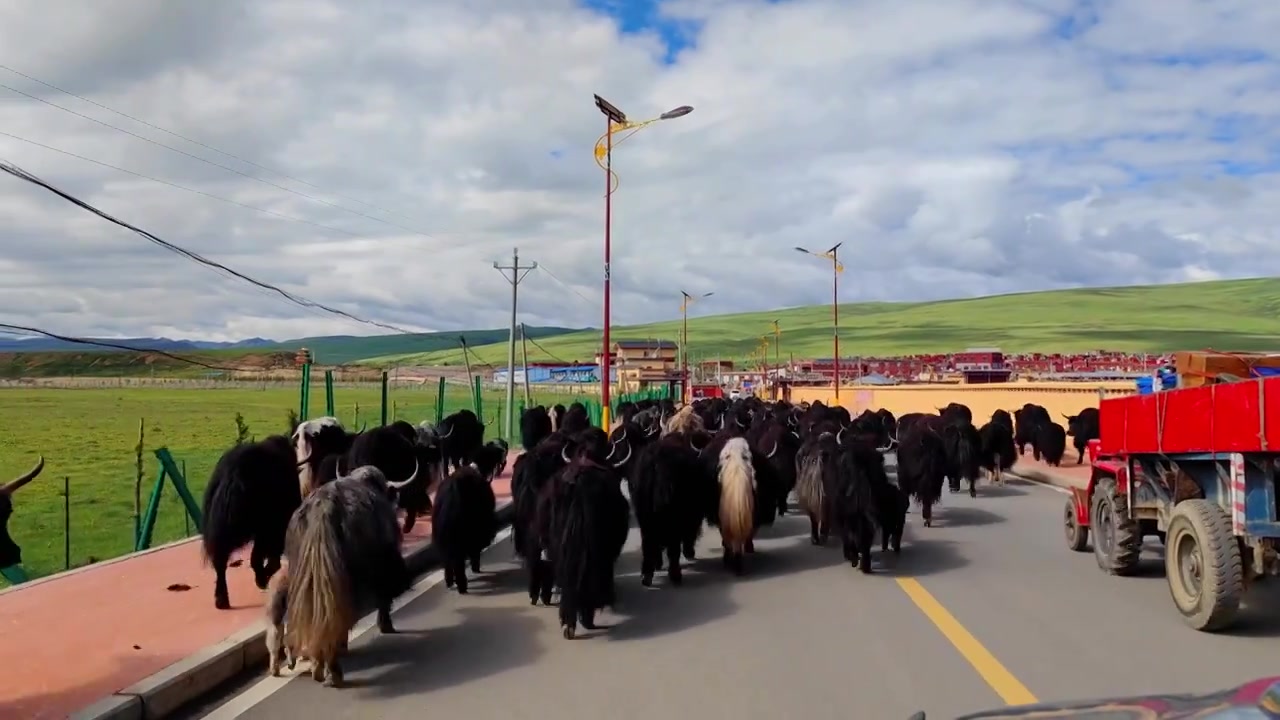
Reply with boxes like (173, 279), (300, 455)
(1, 0), (1278, 342)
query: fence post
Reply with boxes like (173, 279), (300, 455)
(133, 418), (144, 547)
(380, 371), (389, 426)
(63, 476), (70, 571)
(299, 363), (312, 419)
(325, 370), (336, 416)
(473, 376), (484, 431)
(435, 377), (446, 425)
(182, 459), (190, 537)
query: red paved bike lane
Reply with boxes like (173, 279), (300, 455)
(0, 458), (516, 720)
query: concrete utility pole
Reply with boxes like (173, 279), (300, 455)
(494, 247), (538, 442)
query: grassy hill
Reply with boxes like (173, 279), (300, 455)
(0, 326), (582, 378)
(362, 278), (1280, 367)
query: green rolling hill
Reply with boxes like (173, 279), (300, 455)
(360, 278), (1280, 367)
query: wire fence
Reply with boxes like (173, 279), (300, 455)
(0, 377), (674, 585)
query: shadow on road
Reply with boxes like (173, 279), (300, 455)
(355, 567), (546, 700)
(977, 484), (1029, 498)
(931, 506), (1005, 528)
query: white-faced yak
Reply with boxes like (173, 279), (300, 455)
(292, 417), (351, 498)
(716, 437), (757, 575)
(264, 466), (411, 687)
(0, 456), (44, 569)
(544, 451), (630, 639)
(203, 436), (302, 610)
(628, 431), (706, 587)
(431, 464), (498, 594)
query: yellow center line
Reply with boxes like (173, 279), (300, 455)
(896, 577), (1040, 706)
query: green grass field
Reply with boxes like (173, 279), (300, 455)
(364, 278), (1280, 366)
(0, 383), (585, 584)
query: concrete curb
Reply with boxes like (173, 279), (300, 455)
(70, 502), (516, 720)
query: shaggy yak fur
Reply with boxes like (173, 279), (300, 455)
(437, 409), (486, 473)
(541, 457), (631, 639)
(559, 402), (592, 436)
(628, 432), (706, 586)
(1013, 404), (1051, 457)
(978, 420), (1016, 486)
(264, 467), (410, 687)
(942, 421), (983, 497)
(344, 426), (424, 532)
(1035, 421), (1068, 467)
(0, 456), (45, 569)
(663, 404), (705, 436)
(749, 419), (800, 516)
(895, 421), (949, 528)
(716, 437), (757, 575)
(431, 465), (498, 594)
(521, 406), (553, 452)
(794, 432), (838, 545)
(202, 435), (302, 610)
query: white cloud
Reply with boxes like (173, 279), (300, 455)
(1, 0), (1279, 342)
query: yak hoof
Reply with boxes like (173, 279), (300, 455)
(215, 597), (230, 610)
(669, 571), (683, 586)
(471, 560), (481, 573)
(969, 488), (977, 498)
(562, 626), (576, 640)
(529, 597), (539, 606)
(641, 573), (653, 587)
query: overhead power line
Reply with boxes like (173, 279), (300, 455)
(0, 322), (243, 372)
(0, 63), (414, 222)
(0, 159), (420, 335)
(0, 80), (441, 240)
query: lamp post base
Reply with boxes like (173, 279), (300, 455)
(601, 404), (611, 432)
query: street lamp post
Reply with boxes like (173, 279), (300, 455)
(593, 94), (693, 430)
(680, 290), (713, 404)
(795, 243), (844, 402)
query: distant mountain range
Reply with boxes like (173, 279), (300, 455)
(0, 326), (586, 366)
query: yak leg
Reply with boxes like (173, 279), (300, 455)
(559, 592), (579, 639)
(324, 658), (344, 688)
(311, 661), (326, 683)
(526, 556), (542, 605)
(443, 559), (455, 589)
(744, 535), (756, 554)
(808, 514), (822, 545)
(402, 511), (417, 534)
(921, 500), (933, 528)
(580, 606), (597, 630)
(1077, 447), (1085, 465)
(665, 542), (683, 586)
(538, 560), (555, 606)
(968, 475), (977, 498)
(211, 550), (231, 610)
(453, 556), (469, 595)
(856, 521), (875, 574)
(470, 552), (482, 574)
(640, 534), (659, 587)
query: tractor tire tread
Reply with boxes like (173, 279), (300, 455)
(1093, 477), (1142, 575)
(1166, 499), (1243, 633)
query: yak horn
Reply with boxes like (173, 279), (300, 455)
(439, 424), (455, 439)
(836, 427), (845, 445)
(2, 456), (44, 494)
(605, 441), (618, 462)
(765, 440), (779, 459)
(386, 459), (419, 490)
(561, 445), (572, 463)
(611, 442), (632, 468)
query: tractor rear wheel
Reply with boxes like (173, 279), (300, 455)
(1064, 498), (1089, 552)
(1165, 500), (1243, 632)
(1091, 476), (1142, 575)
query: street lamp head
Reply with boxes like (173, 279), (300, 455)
(794, 246), (810, 254)
(659, 105), (694, 120)
(702, 292), (714, 298)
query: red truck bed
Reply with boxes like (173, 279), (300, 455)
(1099, 376), (1280, 455)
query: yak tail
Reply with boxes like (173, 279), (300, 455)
(284, 511), (354, 664)
(201, 465), (247, 566)
(717, 440), (756, 553)
(794, 452), (825, 519)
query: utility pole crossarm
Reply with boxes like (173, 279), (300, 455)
(494, 247), (540, 443)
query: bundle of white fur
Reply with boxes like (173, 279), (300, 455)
(662, 405), (704, 436)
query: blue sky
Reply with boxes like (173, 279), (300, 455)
(580, 0), (703, 64)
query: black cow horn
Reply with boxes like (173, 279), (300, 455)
(1, 456), (44, 494)
(611, 442), (632, 468)
(765, 439), (778, 459)
(836, 427), (845, 445)
(386, 459), (419, 490)
(561, 446), (572, 463)
(439, 424), (455, 439)
(605, 441), (618, 462)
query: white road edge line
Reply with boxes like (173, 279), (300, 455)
(202, 525), (516, 719)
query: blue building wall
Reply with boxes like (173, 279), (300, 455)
(492, 366), (613, 383)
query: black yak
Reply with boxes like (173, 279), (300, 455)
(978, 420), (1016, 486)
(750, 419), (799, 516)
(943, 421), (983, 497)
(345, 425), (425, 533)
(203, 436), (302, 610)
(1036, 421), (1068, 466)
(896, 420), (949, 528)
(937, 402), (973, 426)
(832, 441), (888, 574)
(520, 406), (552, 452)
(1064, 408), (1100, 464)
(0, 457), (44, 569)
(989, 409), (1013, 431)
(550, 403), (567, 432)
(628, 432), (705, 586)
(438, 409), (485, 473)
(1013, 404), (1050, 457)
(431, 465), (498, 594)
(543, 456), (630, 638)
(559, 402), (591, 435)
(264, 467), (411, 686)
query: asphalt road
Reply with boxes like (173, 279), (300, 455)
(191, 477), (1280, 720)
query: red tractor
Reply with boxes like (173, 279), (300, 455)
(1063, 376), (1280, 632)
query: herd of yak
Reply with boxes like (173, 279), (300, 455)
(188, 395), (1099, 687)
